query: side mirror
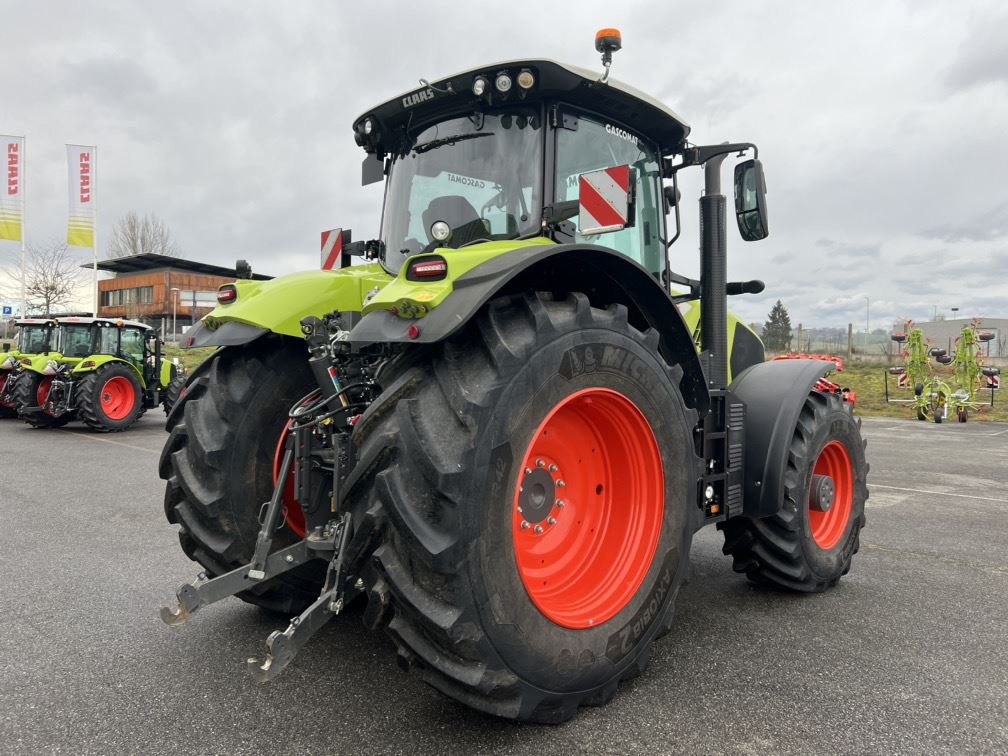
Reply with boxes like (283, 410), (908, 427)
(362, 155), (385, 186)
(578, 165), (635, 235)
(734, 159), (769, 241)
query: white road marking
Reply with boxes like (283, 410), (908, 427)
(870, 483), (1007, 504)
(58, 429), (160, 455)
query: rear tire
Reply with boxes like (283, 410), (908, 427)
(348, 292), (700, 722)
(15, 372), (71, 428)
(916, 407), (926, 421)
(159, 335), (323, 613)
(718, 391), (868, 592)
(162, 372), (186, 416)
(77, 363), (144, 432)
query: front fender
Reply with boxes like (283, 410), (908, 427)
(729, 359), (833, 518)
(351, 244), (709, 414)
(189, 263), (393, 348)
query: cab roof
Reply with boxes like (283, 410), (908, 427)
(353, 59), (691, 157)
(52, 316), (152, 331)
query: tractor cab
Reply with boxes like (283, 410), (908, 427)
(55, 317), (100, 361)
(91, 319), (154, 378)
(13, 318), (57, 356)
(351, 56), (693, 281)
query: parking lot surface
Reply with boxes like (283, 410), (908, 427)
(0, 413), (1005, 755)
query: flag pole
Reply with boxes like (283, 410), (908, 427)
(92, 145), (98, 317)
(20, 136), (27, 318)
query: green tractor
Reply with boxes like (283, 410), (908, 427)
(17, 316), (185, 431)
(159, 34), (868, 723)
(0, 318), (59, 418)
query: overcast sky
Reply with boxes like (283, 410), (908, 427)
(2, 0), (1006, 329)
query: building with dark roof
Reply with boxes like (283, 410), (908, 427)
(84, 254), (271, 340)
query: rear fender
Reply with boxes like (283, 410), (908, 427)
(72, 355), (146, 388)
(729, 359), (833, 518)
(187, 264), (392, 348)
(351, 244), (710, 414)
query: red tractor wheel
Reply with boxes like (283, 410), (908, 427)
(512, 388), (664, 629)
(350, 292), (699, 722)
(14, 372), (70, 428)
(77, 363), (143, 432)
(719, 391), (868, 592)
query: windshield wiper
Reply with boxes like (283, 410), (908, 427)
(413, 132), (493, 155)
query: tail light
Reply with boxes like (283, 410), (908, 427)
(406, 256), (448, 281)
(217, 285), (238, 304)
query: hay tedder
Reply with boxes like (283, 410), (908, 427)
(158, 32), (868, 722)
(887, 320), (998, 423)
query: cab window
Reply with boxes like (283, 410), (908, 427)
(120, 328), (145, 366)
(554, 113), (664, 274)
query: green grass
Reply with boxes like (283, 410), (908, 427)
(163, 344), (217, 374)
(836, 364), (1006, 422)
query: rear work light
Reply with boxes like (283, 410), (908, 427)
(217, 285), (238, 304)
(406, 256), (448, 281)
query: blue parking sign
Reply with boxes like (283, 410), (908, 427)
(2, 306), (12, 316)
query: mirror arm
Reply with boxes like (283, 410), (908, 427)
(672, 142), (757, 173)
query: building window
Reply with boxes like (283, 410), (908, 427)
(102, 286), (155, 307)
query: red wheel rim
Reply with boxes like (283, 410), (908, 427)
(100, 376), (136, 420)
(37, 377), (53, 410)
(809, 441), (854, 550)
(512, 388), (664, 629)
(272, 392), (319, 538)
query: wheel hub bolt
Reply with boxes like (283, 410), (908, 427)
(556, 500), (565, 508)
(525, 468), (532, 475)
(557, 480), (566, 488)
(547, 516), (556, 525)
(536, 459), (545, 468)
(548, 464), (558, 473)
(521, 520), (530, 530)
(534, 524), (544, 534)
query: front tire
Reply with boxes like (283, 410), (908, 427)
(77, 363), (144, 432)
(349, 292), (700, 722)
(718, 391), (868, 592)
(159, 335), (323, 613)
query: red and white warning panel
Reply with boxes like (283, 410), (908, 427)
(988, 374), (1000, 390)
(897, 371), (908, 388)
(578, 164), (634, 235)
(321, 228), (345, 270)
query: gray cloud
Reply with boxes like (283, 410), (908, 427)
(945, 10), (1008, 91)
(1, 0), (1006, 329)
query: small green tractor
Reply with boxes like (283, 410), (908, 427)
(0, 318), (58, 418)
(16, 316), (185, 431)
(159, 33), (868, 722)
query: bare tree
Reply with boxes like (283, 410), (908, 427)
(107, 211), (182, 258)
(3, 241), (87, 316)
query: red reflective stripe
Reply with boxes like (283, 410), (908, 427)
(579, 176), (626, 229)
(321, 229), (342, 270)
(607, 164), (629, 192)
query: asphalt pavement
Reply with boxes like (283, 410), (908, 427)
(0, 413), (1005, 755)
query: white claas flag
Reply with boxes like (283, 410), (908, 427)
(0, 136), (25, 242)
(67, 144), (96, 248)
